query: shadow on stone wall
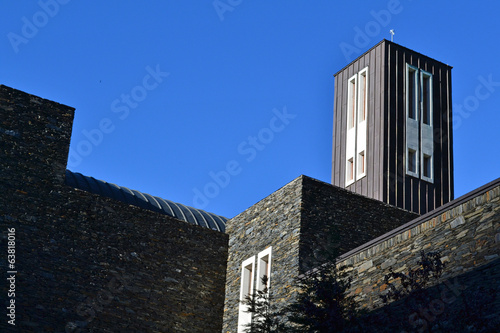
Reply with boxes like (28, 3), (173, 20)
(354, 258), (500, 332)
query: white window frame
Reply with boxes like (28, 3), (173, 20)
(345, 67), (368, 186)
(345, 73), (357, 187)
(406, 148), (418, 176)
(237, 256), (255, 333)
(405, 64), (434, 183)
(406, 64), (420, 178)
(420, 69), (434, 183)
(422, 153), (433, 181)
(347, 74), (357, 130)
(256, 247), (272, 292)
(356, 67), (368, 180)
(406, 64), (419, 121)
(357, 67), (368, 124)
(420, 70), (433, 126)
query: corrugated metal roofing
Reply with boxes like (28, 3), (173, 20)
(65, 170), (227, 232)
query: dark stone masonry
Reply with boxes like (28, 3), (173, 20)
(1, 80), (499, 333)
(222, 176), (418, 332)
(337, 179), (500, 311)
(0, 85), (228, 332)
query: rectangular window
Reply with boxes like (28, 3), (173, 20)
(238, 257), (255, 332)
(359, 70), (367, 122)
(348, 75), (357, 129)
(257, 247), (272, 291)
(347, 158), (354, 182)
(421, 72), (432, 125)
(345, 67), (368, 186)
(406, 64), (433, 182)
(408, 149), (417, 174)
(407, 66), (418, 120)
(357, 151), (365, 176)
(423, 154), (432, 179)
(238, 248), (272, 332)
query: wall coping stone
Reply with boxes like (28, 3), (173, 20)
(337, 177), (500, 263)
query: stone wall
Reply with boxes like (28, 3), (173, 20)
(222, 177), (303, 332)
(223, 173), (499, 331)
(0, 85), (228, 332)
(336, 178), (500, 324)
(222, 175), (418, 331)
(300, 176), (418, 271)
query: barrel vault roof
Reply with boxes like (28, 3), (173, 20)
(65, 170), (227, 232)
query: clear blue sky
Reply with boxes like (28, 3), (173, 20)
(2, 1), (499, 218)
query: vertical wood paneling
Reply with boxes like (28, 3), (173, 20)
(332, 40), (453, 215)
(396, 48), (405, 209)
(447, 68), (454, 201)
(367, 50), (376, 198)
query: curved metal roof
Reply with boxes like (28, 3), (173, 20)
(65, 170), (227, 232)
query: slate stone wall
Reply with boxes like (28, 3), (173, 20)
(222, 177), (303, 332)
(337, 180), (500, 315)
(223, 174), (499, 331)
(0, 85), (228, 333)
(222, 176), (417, 331)
(300, 176), (418, 271)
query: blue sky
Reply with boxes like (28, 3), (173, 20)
(2, 1), (499, 218)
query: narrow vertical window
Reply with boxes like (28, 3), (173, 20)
(238, 257), (255, 332)
(244, 264), (253, 295)
(420, 69), (433, 183)
(408, 149), (417, 174)
(421, 72), (432, 126)
(347, 75), (357, 129)
(347, 158), (354, 182)
(257, 247), (272, 291)
(407, 66), (417, 120)
(359, 71), (367, 122)
(422, 154), (432, 179)
(346, 67), (368, 185)
(358, 151), (365, 176)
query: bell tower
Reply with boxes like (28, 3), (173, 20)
(332, 40), (454, 215)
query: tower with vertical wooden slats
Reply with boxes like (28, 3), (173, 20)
(332, 39), (454, 215)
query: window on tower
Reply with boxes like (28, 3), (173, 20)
(408, 149), (417, 174)
(348, 76), (357, 129)
(359, 70), (367, 122)
(405, 64), (434, 183)
(422, 154), (432, 180)
(421, 72), (432, 126)
(345, 67), (368, 186)
(347, 158), (354, 182)
(358, 151), (365, 176)
(407, 66), (418, 120)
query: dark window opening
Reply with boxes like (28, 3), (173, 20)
(408, 150), (416, 173)
(423, 155), (431, 178)
(408, 69), (417, 119)
(422, 75), (431, 125)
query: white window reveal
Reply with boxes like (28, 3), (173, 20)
(237, 247), (273, 333)
(256, 247), (272, 291)
(407, 148), (418, 176)
(237, 256), (255, 333)
(405, 64), (434, 183)
(422, 154), (432, 180)
(406, 64), (420, 178)
(420, 69), (434, 183)
(356, 68), (368, 180)
(345, 74), (357, 186)
(345, 66), (368, 186)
